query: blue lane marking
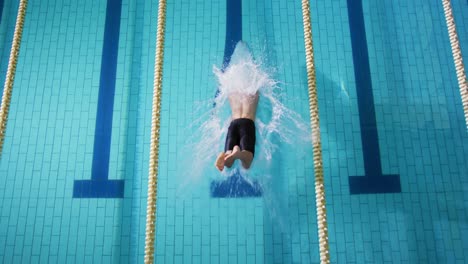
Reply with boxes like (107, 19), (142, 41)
(211, 169), (262, 197)
(210, 0), (262, 198)
(73, 0), (124, 198)
(222, 0), (242, 69)
(346, 0), (401, 194)
(0, 0), (4, 23)
(212, 0), (244, 103)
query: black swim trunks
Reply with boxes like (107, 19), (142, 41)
(224, 118), (256, 156)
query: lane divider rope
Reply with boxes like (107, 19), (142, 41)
(442, 0), (468, 130)
(144, 0), (166, 262)
(300, 0), (330, 263)
(0, 0), (28, 157)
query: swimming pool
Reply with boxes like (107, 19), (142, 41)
(0, 0), (467, 263)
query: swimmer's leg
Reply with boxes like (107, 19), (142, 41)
(238, 118), (256, 169)
(224, 145), (254, 169)
(238, 150), (254, 169)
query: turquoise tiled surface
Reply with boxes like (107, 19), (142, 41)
(0, 0), (468, 263)
(310, 0), (468, 263)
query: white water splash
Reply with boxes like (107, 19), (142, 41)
(177, 42), (310, 193)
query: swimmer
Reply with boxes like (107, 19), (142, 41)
(215, 91), (259, 171)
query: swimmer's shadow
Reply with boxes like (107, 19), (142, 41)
(210, 169), (263, 198)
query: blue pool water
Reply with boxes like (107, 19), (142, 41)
(1, 0), (468, 263)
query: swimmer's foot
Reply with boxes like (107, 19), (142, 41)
(224, 146), (240, 168)
(215, 152), (225, 171)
